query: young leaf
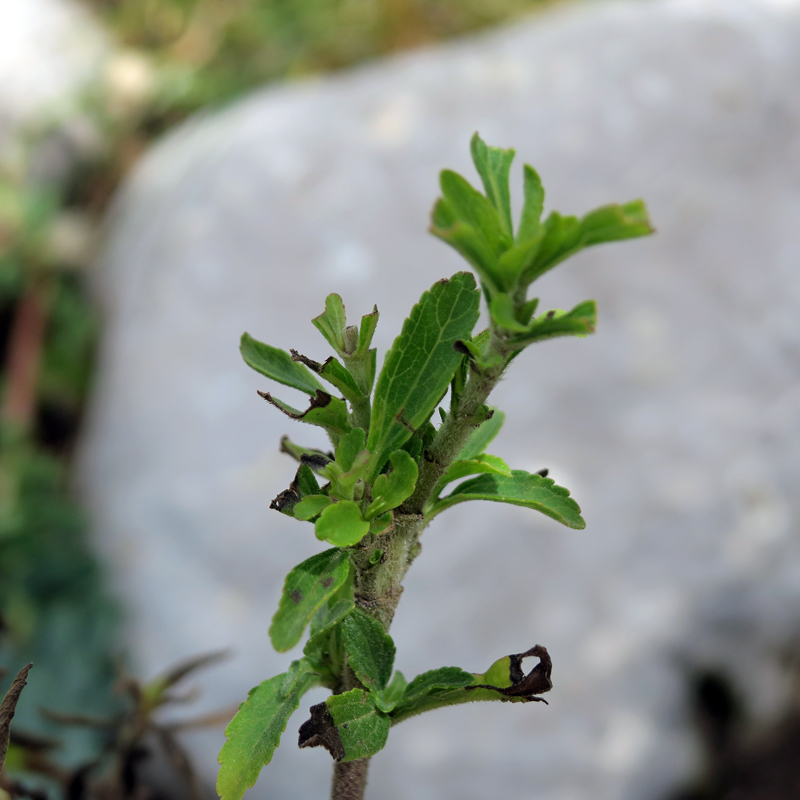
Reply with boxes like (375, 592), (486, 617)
(516, 164), (545, 243)
(457, 409), (505, 460)
(427, 469), (585, 529)
(340, 610), (396, 692)
(579, 200), (653, 247)
(440, 170), (508, 255)
(293, 495), (332, 521)
(375, 671), (407, 713)
(324, 448), (369, 501)
(496, 230), (544, 288)
(270, 549), (351, 652)
(217, 660), (320, 800)
(489, 293), (530, 333)
(365, 450), (418, 519)
(298, 689), (390, 763)
(430, 209), (503, 293)
(356, 306), (379, 356)
(510, 301), (596, 348)
(240, 334), (324, 396)
(269, 463), (322, 517)
(470, 133), (515, 238)
(314, 501), (370, 547)
(260, 390), (351, 440)
(430, 454), (512, 500)
(521, 201), (653, 286)
(319, 357), (363, 403)
(312, 294), (348, 355)
(303, 600), (354, 669)
(335, 428), (366, 472)
(367, 273), (480, 478)
(389, 667), (475, 722)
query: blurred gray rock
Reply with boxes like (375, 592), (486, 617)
(0, 0), (107, 149)
(79, 1), (800, 798)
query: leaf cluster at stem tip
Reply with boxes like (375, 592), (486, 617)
(219, 134), (653, 798)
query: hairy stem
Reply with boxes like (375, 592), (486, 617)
(329, 334), (512, 800)
(330, 759), (370, 800)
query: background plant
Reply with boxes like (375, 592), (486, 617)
(217, 135), (653, 800)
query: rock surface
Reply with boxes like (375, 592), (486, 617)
(80, 1), (800, 798)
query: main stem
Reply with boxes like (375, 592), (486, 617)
(329, 330), (510, 800)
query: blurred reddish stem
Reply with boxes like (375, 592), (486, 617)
(1, 280), (51, 430)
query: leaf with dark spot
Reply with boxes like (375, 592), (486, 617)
(298, 689), (389, 762)
(259, 389), (350, 439)
(468, 644), (552, 703)
(270, 549), (351, 652)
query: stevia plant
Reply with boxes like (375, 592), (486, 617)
(217, 135), (653, 800)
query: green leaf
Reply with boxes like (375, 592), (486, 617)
(389, 667), (476, 722)
(511, 300), (596, 348)
(389, 646), (553, 725)
(375, 671), (407, 713)
(458, 408), (505, 460)
(314, 501), (370, 547)
(431, 454), (511, 500)
(335, 428), (366, 472)
(240, 334), (324, 395)
(269, 463), (323, 517)
(312, 294), (348, 355)
(279, 436), (331, 468)
(470, 133), (515, 238)
(340, 610), (396, 692)
(516, 164), (545, 243)
(260, 391), (351, 440)
(303, 599), (354, 673)
(217, 660), (320, 800)
(521, 200), (653, 286)
(367, 272), (480, 478)
(368, 512), (392, 535)
(489, 293), (530, 333)
(356, 306), (379, 356)
(325, 449), (370, 501)
(293, 495), (332, 521)
(365, 450), (418, 519)
(430, 209), (502, 293)
(496, 231), (545, 288)
(299, 689), (390, 763)
(579, 200), (653, 246)
(427, 469), (585, 529)
(319, 357), (363, 403)
(269, 549), (351, 652)
(440, 170), (508, 253)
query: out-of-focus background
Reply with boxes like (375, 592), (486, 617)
(1, 0), (799, 799)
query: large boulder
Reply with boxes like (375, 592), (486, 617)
(80, 1), (800, 798)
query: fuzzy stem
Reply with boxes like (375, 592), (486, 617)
(330, 759), (370, 800)
(329, 332), (512, 800)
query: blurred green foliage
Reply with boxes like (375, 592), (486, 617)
(88, 0), (559, 111)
